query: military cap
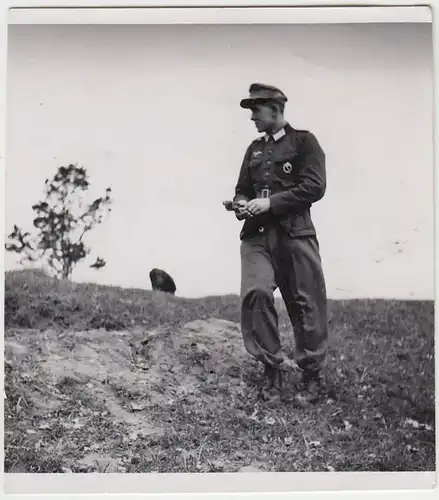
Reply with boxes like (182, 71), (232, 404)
(240, 83), (288, 109)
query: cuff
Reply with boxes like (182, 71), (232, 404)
(269, 192), (288, 216)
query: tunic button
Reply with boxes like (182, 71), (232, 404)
(259, 227), (265, 233)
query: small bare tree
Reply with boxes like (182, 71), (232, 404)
(5, 164), (112, 279)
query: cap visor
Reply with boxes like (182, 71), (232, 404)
(240, 98), (254, 109)
(240, 97), (266, 109)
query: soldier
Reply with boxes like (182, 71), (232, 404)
(229, 83), (328, 405)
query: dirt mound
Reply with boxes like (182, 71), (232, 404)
(5, 318), (249, 440)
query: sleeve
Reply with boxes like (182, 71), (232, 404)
(269, 132), (326, 216)
(233, 145), (254, 204)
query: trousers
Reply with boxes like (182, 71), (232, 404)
(240, 225), (328, 373)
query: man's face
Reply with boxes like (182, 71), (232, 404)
(250, 102), (276, 133)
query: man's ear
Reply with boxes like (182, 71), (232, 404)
(270, 102), (281, 115)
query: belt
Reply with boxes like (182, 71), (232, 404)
(256, 188), (271, 199)
(253, 188), (272, 232)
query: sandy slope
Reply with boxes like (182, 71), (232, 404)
(6, 318), (280, 472)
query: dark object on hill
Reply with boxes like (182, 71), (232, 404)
(149, 268), (176, 295)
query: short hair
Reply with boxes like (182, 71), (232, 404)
(266, 100), (285, 114)
(250, 100), (285, 115)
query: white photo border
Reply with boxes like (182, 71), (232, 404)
(0, 1), (437, 498)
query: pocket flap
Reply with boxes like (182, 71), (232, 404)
(274, 148), (299, 163)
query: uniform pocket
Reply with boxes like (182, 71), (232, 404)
(273, 149), (300, 179)
(279, 210), (315, 237)
(273, 158), (299, 187)
(249, 157), (263, 168)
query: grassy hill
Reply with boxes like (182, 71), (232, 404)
(4, 269), (436, 473)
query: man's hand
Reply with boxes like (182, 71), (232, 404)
(234, 200), (252, 220)
(246, 198), (271, 216)
(223, 199), (253, 220)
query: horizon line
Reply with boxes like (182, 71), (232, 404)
(4, 269), (434, 303)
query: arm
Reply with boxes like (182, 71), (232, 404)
(269, 132), (326, 217)
(233, 145), (254, 204)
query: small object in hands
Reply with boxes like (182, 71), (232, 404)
(223, 200), (252, 215)
(223, 200), (238, 211)
(223, 199), (254, 219)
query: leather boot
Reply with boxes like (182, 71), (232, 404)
(294, 370), (323, 407)
(260, 362), (283, 399)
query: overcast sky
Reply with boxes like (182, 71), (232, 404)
(5, 23), (434, 299)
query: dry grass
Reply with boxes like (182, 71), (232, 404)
(4, 269), (436, 473)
